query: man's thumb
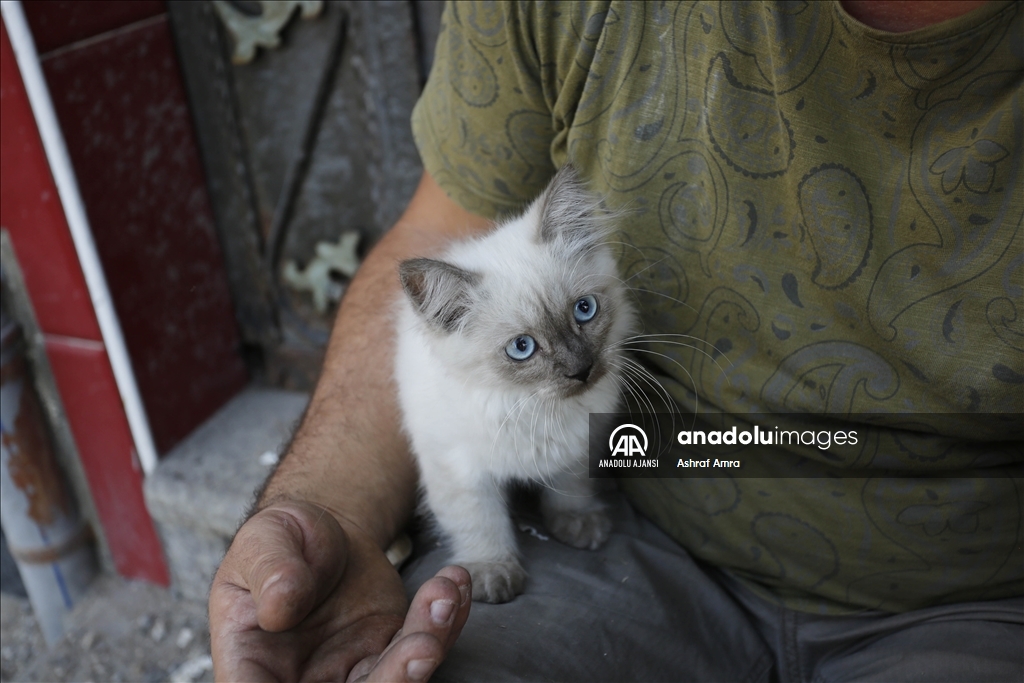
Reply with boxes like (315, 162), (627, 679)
(222, 503), (348, 632)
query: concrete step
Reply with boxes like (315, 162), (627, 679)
(144, 387), (308, 601)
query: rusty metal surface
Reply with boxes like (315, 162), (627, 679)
(0, 291), (98, 644)
(0, 232), (111, 574)
(6, 524), (93, 565)
(0, 325), (72, 528)
(0, 320), (78, 544)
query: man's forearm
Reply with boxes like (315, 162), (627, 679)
(258, 172), (492, 549)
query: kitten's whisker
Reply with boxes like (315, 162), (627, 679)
(608, 359), (646, 425)
(610, 359), (657, 415)
(612, 338), (727, 369)
(522, 392), (544, 481)
(617, 338), (734, 384)
(533, 398), (549, 490)
(631, 367), (676, 416)
(612, 333), (735, 374)
(564, 242), (620, 303)
(599, 239), (648, 262)
(618, 347), (703, 415)
(565, 242), (599, 286)
(590, 271), (652, 315)
(531, 395), (553, 490)
(622, 257), (668, 285)
(629, 371), (663, 417)
(555, 410), (586, 487)
(491, 390), (536, 456)
(494, 389), (541, 492)
(628, 286), (700, 315)
(512, 393), (544, 483)
(623, 373), (657, 416)
(611, 360), (652, 419)
(575, 271), (616, 291)
(549, 397), (572, 490)
(539, 400), (555, 492)
(618, 332), (723, 347)
(620, 359), (686, 437)
(542, 400), (564, 493)
(619, 357), (675, 415)
(613, 361), (686, 445)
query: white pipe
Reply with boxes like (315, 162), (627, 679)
(1, 1), (159, 475)
(1, 310), (98, 646)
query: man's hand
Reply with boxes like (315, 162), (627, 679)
(210, 501), (471, 682)
(208, 172), (490, 681)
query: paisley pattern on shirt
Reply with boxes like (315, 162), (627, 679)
(411, 0), (1023, 613)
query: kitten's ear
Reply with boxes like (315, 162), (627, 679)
(537, 163), (608, 249)
(399, 257), (478, 332)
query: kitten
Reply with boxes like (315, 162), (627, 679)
(394, 165), (635, 603)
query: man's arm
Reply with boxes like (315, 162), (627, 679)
(210, 171), (493, 682)
(261, 170), (492, 546)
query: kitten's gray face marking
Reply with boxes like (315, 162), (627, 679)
(400, 162), (630, 399)
(493, 162), (624, 397)
(496, 289), (620, 398)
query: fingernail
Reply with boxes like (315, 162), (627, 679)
(430, 599), (456, 624)
(407, 658), (436, 681)
(457, 581), (470, 605)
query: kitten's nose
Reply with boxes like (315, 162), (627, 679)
(566, 363), (593, 383)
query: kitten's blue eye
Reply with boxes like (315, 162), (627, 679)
(573, 295), (598, 323)
(505, 335), (536, 361)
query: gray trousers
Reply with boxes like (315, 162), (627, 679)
(402, 492), (1024, 682)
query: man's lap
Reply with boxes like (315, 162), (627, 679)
(401, 490), (1023, 682)
(402, 491), (773, 682)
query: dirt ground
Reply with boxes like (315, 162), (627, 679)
(1, 575), (212, 683)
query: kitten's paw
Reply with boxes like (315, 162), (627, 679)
(545, 508), (611, 550)
(461, 561), (527, 603)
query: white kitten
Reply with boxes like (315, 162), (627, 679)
(394, 165), (635, 603)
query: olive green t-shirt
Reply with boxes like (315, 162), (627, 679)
(411, 0), (1023, 613)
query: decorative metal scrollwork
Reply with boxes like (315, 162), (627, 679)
(281, 232), (361, 314)
(212, 0), (323, 64)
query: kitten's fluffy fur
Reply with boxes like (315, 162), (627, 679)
(395, 166), (634, 603)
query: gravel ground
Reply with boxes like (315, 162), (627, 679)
(1, 575), (212, 683)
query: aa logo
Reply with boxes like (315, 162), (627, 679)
(609, 424), (648, 457)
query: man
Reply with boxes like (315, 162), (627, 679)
(210, 2), (1022, 681)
